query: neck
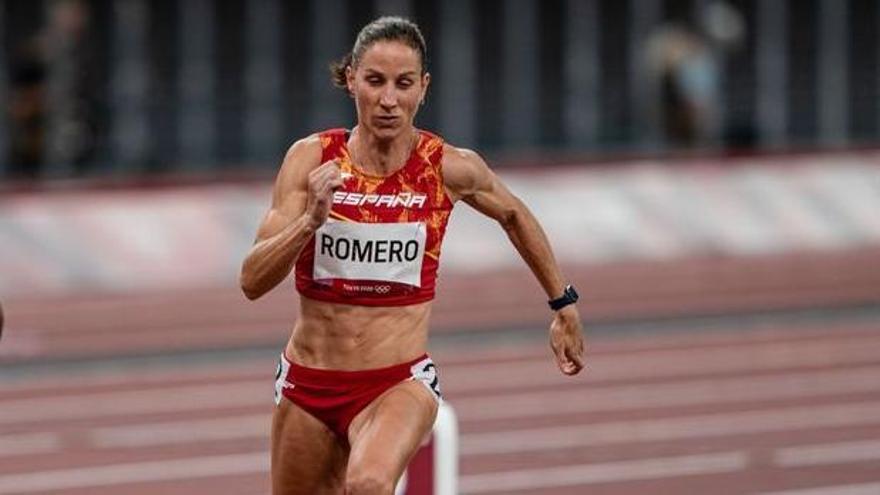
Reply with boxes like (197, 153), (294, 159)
(350, 126), (417, 175)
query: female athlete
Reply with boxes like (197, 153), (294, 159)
(241, 16), (585, 495)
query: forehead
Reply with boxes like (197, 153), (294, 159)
(357, 40), (421, 74)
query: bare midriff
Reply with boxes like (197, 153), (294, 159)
(285, 297), (432, 370)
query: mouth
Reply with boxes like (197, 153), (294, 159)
(375, 115), (400, 127)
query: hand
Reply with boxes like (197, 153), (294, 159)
(305, 160), (344, 228)
(549, 305), (585, 375)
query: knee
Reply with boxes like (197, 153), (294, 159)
(344, 467), (395, 495)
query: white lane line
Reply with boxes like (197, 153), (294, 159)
(0, 452), (267, 494)
(2, 326), (873, 398)
(444, 337), (880, 391)
(461, 400), (880, 456)
(90, 414), (270, 448)
(0, 365), (266, 396)
(80, 400), (880, 455)
(4, 363), (880, 429)
(774, 439), (880, 467)
(0, 382), (267, 425)
(459, 451), (748, 494)
(456, 365), (880, 420)
(759, 482), (880, 495)
(0, 433), (60, 457)
(2, 329), (876, 402)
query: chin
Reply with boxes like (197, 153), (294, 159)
(371, 124), (404, 140)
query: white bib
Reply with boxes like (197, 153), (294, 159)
(313, 220), (427, 287)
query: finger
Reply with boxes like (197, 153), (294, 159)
(555, 350), (575, 375)
(566, 346), (584, 370)
(321, 160), (342, 179)
(566, 352), (583, 375)
(317, 166), (343, 189)
(317, 158), (339, 170)
(570, 336), (585, 364)
(561, 360), (578, 375)
(315, 169), (342, 190)
(328, 176), (345, 190)
(310, 161), (339, 183)
(549, 339), (566, 368)
(564, 352), (582, 374)
(310, 178), (330, 197)
(314, 167), (338, 185)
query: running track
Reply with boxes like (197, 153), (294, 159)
(2, 319), (880, 494)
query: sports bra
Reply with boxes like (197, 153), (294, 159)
(294, 128), (454, 306)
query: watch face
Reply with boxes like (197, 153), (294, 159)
(566, 285), (579, 301)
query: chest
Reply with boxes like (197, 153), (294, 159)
(329, 167), (447, 224)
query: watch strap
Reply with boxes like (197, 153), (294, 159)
(548, 284), (579, 311)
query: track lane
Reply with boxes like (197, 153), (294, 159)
(1, 322), (879, 494)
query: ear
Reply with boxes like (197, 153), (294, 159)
(346, 65), (355, 96)
(420, 72), (431, 105)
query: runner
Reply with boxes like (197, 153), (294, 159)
(240, 16), (585, 495)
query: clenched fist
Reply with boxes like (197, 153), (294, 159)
(305, 160), (345, 229)
(549, 306), (585, 375)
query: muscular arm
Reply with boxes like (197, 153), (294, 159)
(444, 146), (585, 375)
(240, 136), (341, 300)
(444, 146), (566, 298)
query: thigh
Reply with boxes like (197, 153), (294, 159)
(272, 397), (348, 495)
(345, 379), (440, 487)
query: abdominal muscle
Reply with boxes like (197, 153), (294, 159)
(284, 296), (432, 370)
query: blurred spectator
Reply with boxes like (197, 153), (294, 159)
(44, 0), (101, 176)
(7, 41), (47, 178)
(644, 1), (744, 149)
(5, 0), (101, 179)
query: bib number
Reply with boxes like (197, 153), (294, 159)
(313, 220), (427, 287)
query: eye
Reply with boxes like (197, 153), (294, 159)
(397, 78), (413, 89)
(366, 75), (383, 86)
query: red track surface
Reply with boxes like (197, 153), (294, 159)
(4, 248), (880, 362)
(2, 250), (880, 494)
(2, 321), (880, 494)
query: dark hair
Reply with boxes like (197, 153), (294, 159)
(330, 16), (428, 91)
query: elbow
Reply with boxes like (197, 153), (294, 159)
(241, 283), (264, 301)
(239, 265), (266, 301)
(240, 278), (263, 301)
(240, 253), (294, 301)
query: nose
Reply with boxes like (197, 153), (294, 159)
(379, 87), (397, 109)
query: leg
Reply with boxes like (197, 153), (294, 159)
(344, 380), (439, 495)
(272, 396), (348, 495)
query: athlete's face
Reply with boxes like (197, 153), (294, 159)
(347, 41), (430, 140)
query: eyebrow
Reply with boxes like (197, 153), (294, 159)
(363, 69), (418, 77)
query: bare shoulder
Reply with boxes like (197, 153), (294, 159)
(278, 134), (323, 180)
(442, 143), (492, 201)
(273, 134), (323, 195)
(442, 143), (484, 173)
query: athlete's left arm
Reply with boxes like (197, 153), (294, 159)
(443, 145), (585, 376)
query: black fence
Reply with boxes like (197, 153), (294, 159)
(1, 0), (878, 179)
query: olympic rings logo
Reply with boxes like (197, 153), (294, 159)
(375, 285), (391, 294)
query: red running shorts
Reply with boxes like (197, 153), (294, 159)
(274, 352), (441, 443)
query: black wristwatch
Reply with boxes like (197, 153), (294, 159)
(548, 284), (579, 311)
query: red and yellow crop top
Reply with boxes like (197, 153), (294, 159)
(294, 128), (454, 306)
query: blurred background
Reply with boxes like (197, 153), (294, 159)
(0, 0), (878, 181)
(1, 1), (880, 494)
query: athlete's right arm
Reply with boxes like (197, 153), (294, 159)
(240, 135), (343, 300)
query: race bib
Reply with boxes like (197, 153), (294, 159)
(313, 220), (426, 287)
